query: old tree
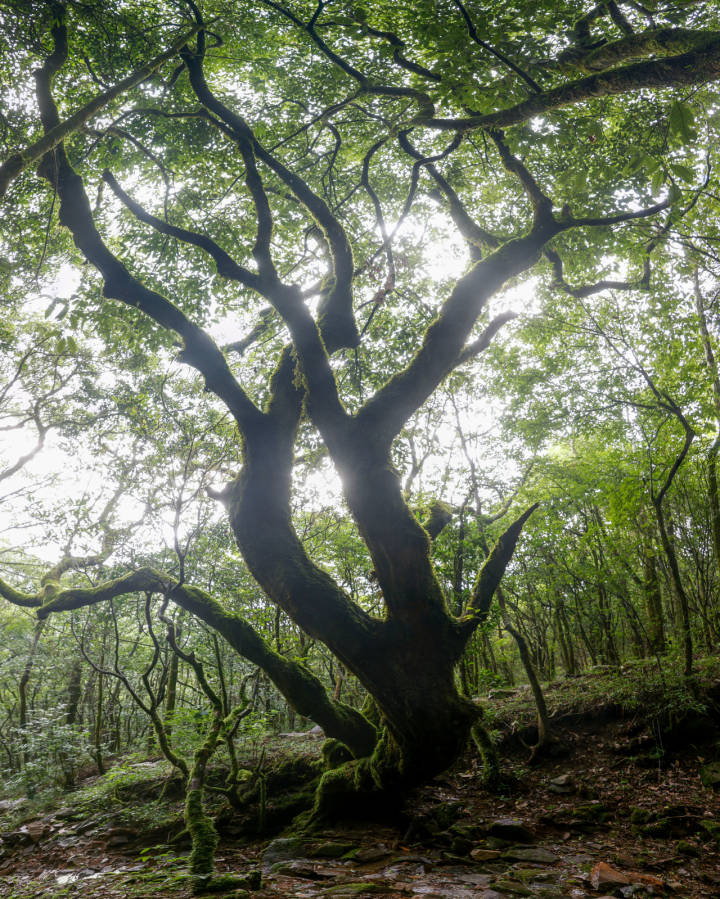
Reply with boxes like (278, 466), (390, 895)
(1, 0), (720, 820)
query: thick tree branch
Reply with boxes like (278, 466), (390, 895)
(180, 48), (352, 444)
(556, 27), (716, 74)
(6, 565), (377, 758)
(421, 37), (720, 131)
(459, 502), (539, 636)
(354, 226), (557, 449)
(32, 40), (260, 434)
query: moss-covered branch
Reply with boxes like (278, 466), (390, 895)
(421, 36), (720, 131)
(459, 503), (539, 636)
(11, 564), (376, 758)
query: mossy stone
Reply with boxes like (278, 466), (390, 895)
(700, 819), (720, 846)
(307, 840), (357, 858)
(450, 835), (473, 855)
(676, 840), (699, 856)
(323, 883), (392, 895)
(629, 807), (653, 826)
(640, 817), (672, 837)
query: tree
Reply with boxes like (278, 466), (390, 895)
(1, 0), (719, 815)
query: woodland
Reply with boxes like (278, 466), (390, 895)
(1, 0), (720, 896)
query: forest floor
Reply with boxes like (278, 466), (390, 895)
(1, 661), (719, 899)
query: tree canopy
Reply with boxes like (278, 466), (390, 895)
(2, 0), (720, 870)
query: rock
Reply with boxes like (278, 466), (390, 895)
(355, 846), (393, 863)
(450, 835), (473, 855)
(0, 799), (27, 813)
(571, 802), (611, 827)
(271, 860), (328, 879)
(470, 848), (502, 861)
(590, 862), (663, 891)
(307, 841), (356, 859)
(24, 821), (48, 843)
(106, 834), (129, 846)
(591, 863), (632, 889)
(261, 836), (306, 871)
(428, 800), (465, 830)
(488, 688), (518, 699)
(699, 819), (720, 846)
(676, 840), (699, 856)
(548, 774), (576, 794)
(502, 846), (558, 864)
(488, 818), (535, 842)
(492, 880), (533, 896)
(324, 884), (392, 895)
(454, 871), (494, 888)
(231, 870), (262, 890)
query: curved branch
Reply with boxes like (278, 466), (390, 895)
(354, 225), (556, 448)
(181, 49), (359, 354)
(102, 171), (261, 291)
(545, 246), (650, 298)
(457, 312), (518, 365)
(450, 0), (542, 93)
(31, 27), (260, 433)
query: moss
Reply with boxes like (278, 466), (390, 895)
(641, 817), (672, 837)
(322, 738), (353, 769)
(571, 802), (610, 825)
(629, 807), (653, 826)
(186, 787), (219, 884)
(700, 819), (720, 846)
(471, 721), (501, 789)
(306, 841), (358, 859)
(677, 840), (699, 856)
(323, 883), (393, 895)
(192, 871), (259, 893)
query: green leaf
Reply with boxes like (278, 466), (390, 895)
(651, 168), (665, 193)
(667, 182), (683, 204)
(669, 162), (695, 183)
(668, 101), (697, 146)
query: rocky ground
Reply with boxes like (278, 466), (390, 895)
(1, 669), (719, 898)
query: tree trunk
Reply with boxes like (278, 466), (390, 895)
(497, 588), (551, 756)
(642, 537), (666, 653)
(654, 503), (693, 676)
